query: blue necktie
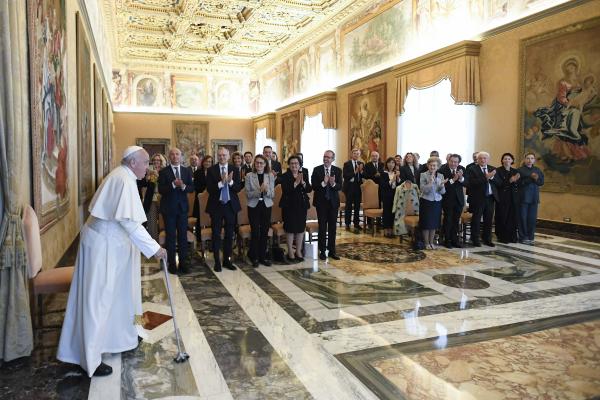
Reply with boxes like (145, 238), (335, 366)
(220, 166), (230, 203)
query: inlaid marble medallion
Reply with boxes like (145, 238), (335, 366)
(476, 250), (594, 283)
(432, 274), (491, 289)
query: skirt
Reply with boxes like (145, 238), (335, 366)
(419, 198), (442, 230)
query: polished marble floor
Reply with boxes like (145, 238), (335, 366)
(1, 230), (600, 399)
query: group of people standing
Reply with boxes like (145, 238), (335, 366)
(138, 145), (545, 273)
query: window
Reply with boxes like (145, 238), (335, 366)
(300, 113), (337, 173)
(397, 79), (475, 163)
(255, 127), (277, 158)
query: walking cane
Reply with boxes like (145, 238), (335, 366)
(160, 257), (190, 363)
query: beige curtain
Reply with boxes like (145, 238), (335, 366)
(299, 93), (337, 132)
(396, 54), (481, 115)
(252, 113), (276, 139)
(0, 0), (33, 361)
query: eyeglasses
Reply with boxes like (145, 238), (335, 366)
(255, 161), (265, 165)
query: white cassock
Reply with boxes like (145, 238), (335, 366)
(57, 165), (160, 376)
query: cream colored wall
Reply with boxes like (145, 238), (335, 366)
(113, 113), (254, 158)
(39, 0), (113, 269)
(476, 0), (600, 226)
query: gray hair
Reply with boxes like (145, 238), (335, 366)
(476, 151), (490, 159)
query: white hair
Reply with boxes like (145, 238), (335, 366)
(476, 151), (490, 159)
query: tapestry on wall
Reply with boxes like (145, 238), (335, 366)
(28, 0), (70, 231)
(77, 16), (94, 205)
(94, 66), (104, 185)
(349, 83), (386, 162)
(281, 110), (301, 168)
(173, 120), (209, 162)
(520, 18), (600, 196)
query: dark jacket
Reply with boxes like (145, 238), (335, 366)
(439, 164), (466, 209)
(400, 165), (417, 184)
(279, 170), (312, 209)
(205, 163), (242, 214)
(311, 164), (342, 208)
(518, 165), (544, 204)
(158, 165), (195, 216)
(465, 163), (500, 207)
(342, 159), (364, 193)
(364, 161), (384, 184)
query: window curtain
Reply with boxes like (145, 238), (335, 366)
(252, 113), (276, 140)
(299, 92), (337, 132)
(0, 0), (34, 361)
(395, 43), (481, 116)
(300, 113), (336, 173)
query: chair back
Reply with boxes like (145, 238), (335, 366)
(187, 192), (196, 217)
(361, 179), (380, 209)
(198, 191), (211, 227)
(271, 184), (282, 223)
(339, 190), (346, 203)
(21, 205), (43, 279)
(238, 188), (249, 225)
(307, 192), (318, 220)
(158, 213), (165, 231)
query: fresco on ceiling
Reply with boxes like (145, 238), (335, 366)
(172, 77), (207, 109)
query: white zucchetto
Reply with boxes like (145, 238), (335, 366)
(122, 145), (144, 159)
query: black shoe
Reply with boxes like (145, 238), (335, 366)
(451, 242), (463, 248)
(260, 259), (272, 267)
(178, 265), (191, 275)
(167, 265), (178, 274)
(319, 252), (326, 260)
(251, 259), (259, 268)
(93, 362), (113, 377)
(471, 241), (481, 247)
(296, 257), (304, 262)
(444, 241), (453, 249)
(483, 241), (495, 247)
(213, 262), (222, 272)
(286, 256), (297, 263)
(329, 253), (340, 260)
(223, 260), (237, 270)
(138, 336), (143, 344)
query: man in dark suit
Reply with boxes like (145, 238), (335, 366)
(263, 145), (282, 179)
(342, 148), (363, 233)
(439, 154), (466, 248)
(188, 155), (200, 175)
(158, 148), (195, 274)
(242, 151), (254, 176)
(206, 147), (242, 271)
(295, 152), (310, 179)
(363, 151), (384, 184)
(465, 151), (499, 247)
(311, 150), (342, 260)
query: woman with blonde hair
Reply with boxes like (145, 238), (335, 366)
(419, 157), (446, 249)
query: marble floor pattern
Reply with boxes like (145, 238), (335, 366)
(2, 231), (600, 399)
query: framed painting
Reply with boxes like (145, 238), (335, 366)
(348, 83), (386, 162)
(102, 90), (110, 175)
(172, 76), (208, 110)
(28, 0), (70, 231)
(281, 110), (301, 168)
(172, 120), (209, 161)
(519, 18), (600, 196)
(94, 66), (104, 185)
(211, 139), (242, 158)
(136, 138), (171, 158)
(76, 15), (94, 205)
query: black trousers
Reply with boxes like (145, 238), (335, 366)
(470, 196), (495, 243)
(248, 202), (271, 261)
(317, 202), (338, 253)
(344, 186), (361, 227)
(163, 211), (188, 267)
(442, 204), (462, 244)
(210, 202), (236, 262)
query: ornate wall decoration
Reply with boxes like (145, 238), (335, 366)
(294, 54), (311, 96)
(172, 76), (208, 110)
(348, 84), (386, 162)
(77, 16), (94, 205)
(28, 0), (70, 231)
(519, 18), (600, 196)
(172, 120), (209, 161)
(135, 76), (159, 107)
(281, 110), (301, 168)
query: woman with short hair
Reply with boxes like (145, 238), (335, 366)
(419, 157), (446, 249)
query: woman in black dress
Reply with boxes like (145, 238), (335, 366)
(494, 153), (520, 243)
(381, 157), (401, 238)
(400, 152), (418, 183)
(280, 156), (312, 262)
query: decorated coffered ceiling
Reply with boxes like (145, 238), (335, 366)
(102, 0), (360, 75)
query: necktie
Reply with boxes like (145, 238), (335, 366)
(175, 166), (180, 179)
(483, 167), (492, 195)
(220, 166), (230, 203)
(325, 167), (331, 200)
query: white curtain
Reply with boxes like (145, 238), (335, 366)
(397, 79), (475, 162)
(300, 113), (337, 173)
(255, 127), (276, 158)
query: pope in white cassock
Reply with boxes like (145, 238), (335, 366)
(57, 146), (167, 377)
